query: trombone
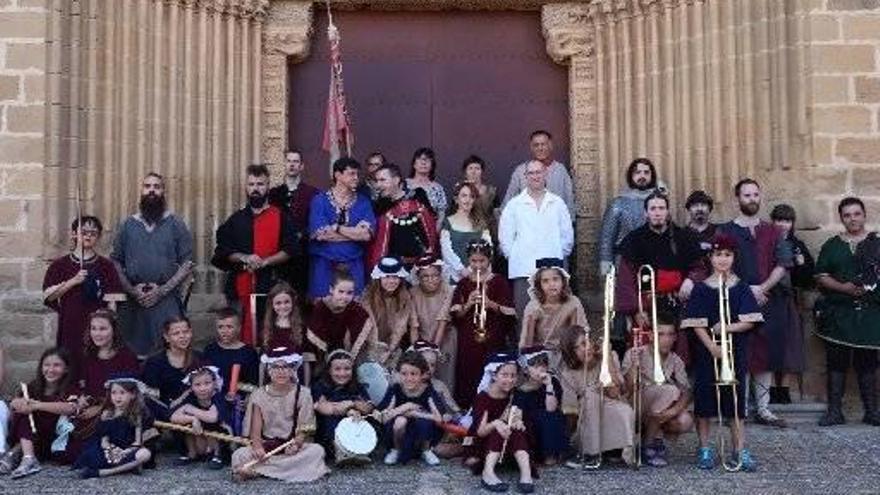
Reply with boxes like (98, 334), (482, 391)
(714, 273), (742, 472)
(473, 268), (488, 342)
(583, 265), (616, 470)
(632, 265), (667, 468)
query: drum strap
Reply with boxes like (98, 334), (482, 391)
(350, 319), (374, 361)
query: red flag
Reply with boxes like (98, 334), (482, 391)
(322, 21), (354, 167)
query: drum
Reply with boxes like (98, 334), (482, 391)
(357, 362), (389, 404)
(334, 417), (378, 462)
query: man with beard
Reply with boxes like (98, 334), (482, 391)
(212, 164), (298, 346)
(598, 158), (662, 277)
(308, 157), (376, 299)
(684, 190), (718, 255)
(111, 172), (194, 357)
(268, 149), (319, 297)
(814, 197), (880, 426)
(367, 163), (438, 269)
(502, 130), (575, 219)
(717, 178), (793, 428)
(616, 191), (704, 362)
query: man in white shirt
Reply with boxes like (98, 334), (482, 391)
(501, 130), (575, 219)
(499, 160), (574, 325)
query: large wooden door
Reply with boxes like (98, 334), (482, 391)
(289, 10), (569, 193)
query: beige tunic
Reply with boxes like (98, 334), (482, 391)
(364, 292), (417, 370)
(621, 348), (690, 417)
(412, 285), (456, 391)
(231, 385), (330, 483)
(557, 354), (634, 456)
(521, 296), (589, 366)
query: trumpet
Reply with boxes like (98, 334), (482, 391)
(714, 273), (742, 472)
(584, 266), (616, 470)
(632, 265), (667, 468)
(473, 268), (488, 342)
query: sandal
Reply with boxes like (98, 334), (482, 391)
(10, 456), (41, 479)
(208, 456), (225, 470)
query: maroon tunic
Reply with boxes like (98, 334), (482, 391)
(10, 385), (78, 462)
(42, 254), (123, 366)
(450, 275), (515, 408)
(79, 347), (141, 400)
(304, 299), (373, 364)
(469, 391), (529, 456)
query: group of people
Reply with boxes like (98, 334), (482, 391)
(0, 129), (876, 492)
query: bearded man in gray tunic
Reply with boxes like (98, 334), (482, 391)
(112, 172), (194, 357)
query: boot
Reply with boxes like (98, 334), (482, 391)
(818, 372), (846, 426)
(857, 372), (880, 426)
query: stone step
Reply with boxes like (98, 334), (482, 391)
(767, 401), (826, 424)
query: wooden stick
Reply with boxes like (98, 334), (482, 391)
(20, 383), (37, 434)
(153, 420), (251, 445)
(241, 436), (299, 471)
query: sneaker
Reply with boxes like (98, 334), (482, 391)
(0, 449), (21, 475)
(174, 455), (195, 467)
(10, 456), (41, 479)
(383, 449), (400, 465)
(738, 448), (757, 472)
(647, 448), (668, 467)
(755, 409), (788, 428)
(421, 449), (440, 466)
(582, 454), (602, 469)
(652, 438), (667, 456)
(564, 457), (582, 469)
(697, 447), (715, 470)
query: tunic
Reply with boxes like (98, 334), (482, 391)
(814, 235), (880, 349)
(717, 221), (794, 373)
(111, 213), (192, 357)
(171, 392), (231, 434)
(411, 284), (455, 390)
(680, 279), (763, 418)
(450, 275), (516, 408)
(439, 217), (490, 282)
(469, 391), (530, 457)
(308, 190), (376, 299)
(269, 181), (320, 298)
(231, 385), (329, 483)
(369, 189), (439, 268)
(73, 413), (155, 470)
(211, 205), (299, 346)
(43, 254), (123, 366)
(515, 376), (567, 460)
(621, 348), (690, 417)
(598, 187), (654, 266)
(304, 299), (375, 365)
(203, 342), (260, 394)
(556, 355), (634, 456)
(363, 290), (418, 369)
(310, 380), (372, 458)
(520, 296), (589, 364)
(687, 223), (719, 255)
(10, 385), (78, 462)
(79, 347), (141, 401)
(377, 383), (448, 463)
(141, 351), (203, 420)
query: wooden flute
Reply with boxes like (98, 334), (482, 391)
(20, 383), (37, 434)
(153, 420), (252, 445)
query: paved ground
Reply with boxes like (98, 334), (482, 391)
(3, 421), (879, 494)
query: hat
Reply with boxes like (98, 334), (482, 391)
(527, 258), (571, 297)
(685, 190), (714, 210)
(408, 339), (441, 356)
(104, 372), (147, 394)
(370, 256), (408, 280)
(517, 345), (550, 368)
(476, 352), (519, 395)
(261, 346), (303, 368)
(709, 233), (738, 254)
(182, 365), (224, 392)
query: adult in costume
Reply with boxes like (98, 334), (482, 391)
(815, 197), (880, 426)
(112, 173), (193, 357)
(368, 164), (438, 269)
(212, 164), (298, 346)
(684, 190), (719, 255)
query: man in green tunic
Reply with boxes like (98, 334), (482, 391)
(815, 197), (880, 426)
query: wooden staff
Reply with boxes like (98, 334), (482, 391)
(498, 400), (519, 462)
(241, 436), (299, 471)
(370, 410), (468, 437)
(20, 383), (36, 434)
(153, 421), (252, 446)
(74, 166), (84, 269)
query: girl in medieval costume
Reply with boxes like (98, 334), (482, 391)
(231, 347), (329, 483)
(169, 366), (231, 468)
(449, 240), (516, 409)
(363, 257), (418, 370)
(73, 374), (156, 479)
(409, 340), (463, 459)
(515, 345), (567, 466)
(262, 282), (309, 384)
(519, 258), (589, 367)
(409, 258), (456, 390)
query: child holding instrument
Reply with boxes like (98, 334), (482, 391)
(557, 326), (635, 468)
(378, 350), (447, 466)
(231, 347), (329, 482)
(519, 259), (589, 367)
(0, 348), (79, 478)
(410, 258), (456, 391)
(305, 266), (376, 367)
(622, 312), (693, 467)
(312, 349), (375, 463)
(169, 366), (230, 468)
(203, 307), (259, 394)
(681, 234), (762, 471)
(363, 257), (418, 369)
(516, 345), (567, 466)
(449, 240), (516, 409)
(410, 340), (464, 459)
(470, 352), (534, 494)
(73, 374), (156, 478)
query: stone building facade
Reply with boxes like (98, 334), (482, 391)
(0, 0), (879, 398)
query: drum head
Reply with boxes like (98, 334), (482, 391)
(334, 417), (378, 456)
(357, 362), (389, 404)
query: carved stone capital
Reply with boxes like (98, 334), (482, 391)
(541, 3), (594, 64)
(263, 1), (313, 61)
